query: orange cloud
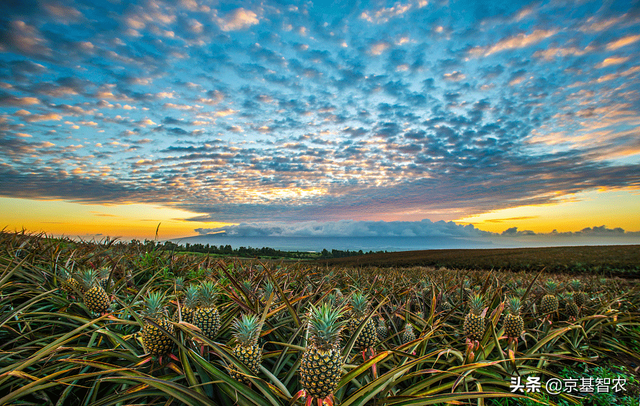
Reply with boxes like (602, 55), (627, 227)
(469, 29), (557, 57)
(606, 34), (640, 51)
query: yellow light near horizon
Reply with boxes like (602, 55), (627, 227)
(0, 197), (233, 240)
(454, 189), (640, 233)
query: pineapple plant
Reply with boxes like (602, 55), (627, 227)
(347, 292), (377, 351)
(298, 303), (345, 404)
(402, 323), (416, 343)
(79, 269), (110, 314)
(540, 280), (559, 317)
(570, 280), (587, 308)
(565, 292), (580, 319)
(141, 291), (174, 357)
(503, 297), (524, 341)
(228, 314), (263, 384)
(174, 284), (199, 324)
(193, 280), (220, 340)
(463, 293), (486, 342)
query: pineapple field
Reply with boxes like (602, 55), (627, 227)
(1, 231), (640, 406)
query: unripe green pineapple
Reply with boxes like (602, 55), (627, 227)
(464, 294), (485, 341)
(347, 292), (377, 351)
(79, 269), (110, 314)
(402, 323), (416, 343)
(503, 297), (524, 339)
(229, 314), (263, 384)
(540, 280), (559, 315)
(376, 318), (388, 341)
(299, 303), (345, 402)
(570, 280), (587, 308)
(565, 293), (580, 319)
(174, 284), (199, 324)
(193, 280), (220, 340)
(141, 291), (174, 357)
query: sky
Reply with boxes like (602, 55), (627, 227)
(0, 0), (639, 245)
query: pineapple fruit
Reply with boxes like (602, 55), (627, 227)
(299, 303), (345, 403)
(570, 280), (587, 308)
(193, 280), (220, 340)
(540, 280), (559, 316)
(464, 293), (485, 342)
(347, 292), (377, 351)
(503, 297), (524, 341)
(141, 291), (174, 357)
(60, 270), (82, 296)
(79, 269), (110, 314)
(229, 313), (263, 384)
(565, 292), (580, 319)
(402, 323), (416, 344)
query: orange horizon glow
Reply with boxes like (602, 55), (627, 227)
(453, 189), (640, 233)
(1, 187), (639, 240)
(0, 197), (234, 240)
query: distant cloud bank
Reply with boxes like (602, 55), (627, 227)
(195, 220), (640, 243)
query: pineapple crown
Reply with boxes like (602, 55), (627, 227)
(565, 292), (575, 303)
(144, 291), (167, 318)
(98, 267), (110, 280)
(545, 280), (559, 293)
(231, 313), (261, 346)
(59, 267), (73, 280)
(241, 279), (252, 293)
(506, 297), (521, 315)
(78, 269), (98, 290)
(183, 284), (200, 308)
(569, 280), (582, 291)
(349, 292), (369, 317)
(404, 323), (413, 332)
(307, 303), (346, 350)
(263, 280), (276, 296)
(515, 287), (527, 298)
(199, 280), (218, 307)
(175, 276), (185, 292)
(468, 293), (485, 315)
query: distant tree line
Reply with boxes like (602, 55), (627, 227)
(130, 239), (384, 259)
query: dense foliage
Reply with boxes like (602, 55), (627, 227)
(320, 245), (640, 277)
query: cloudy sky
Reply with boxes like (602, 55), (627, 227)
(0, 0), (639, 242)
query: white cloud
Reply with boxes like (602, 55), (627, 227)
(195, 219), (491, 238)
(215, 8), (259, 31)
